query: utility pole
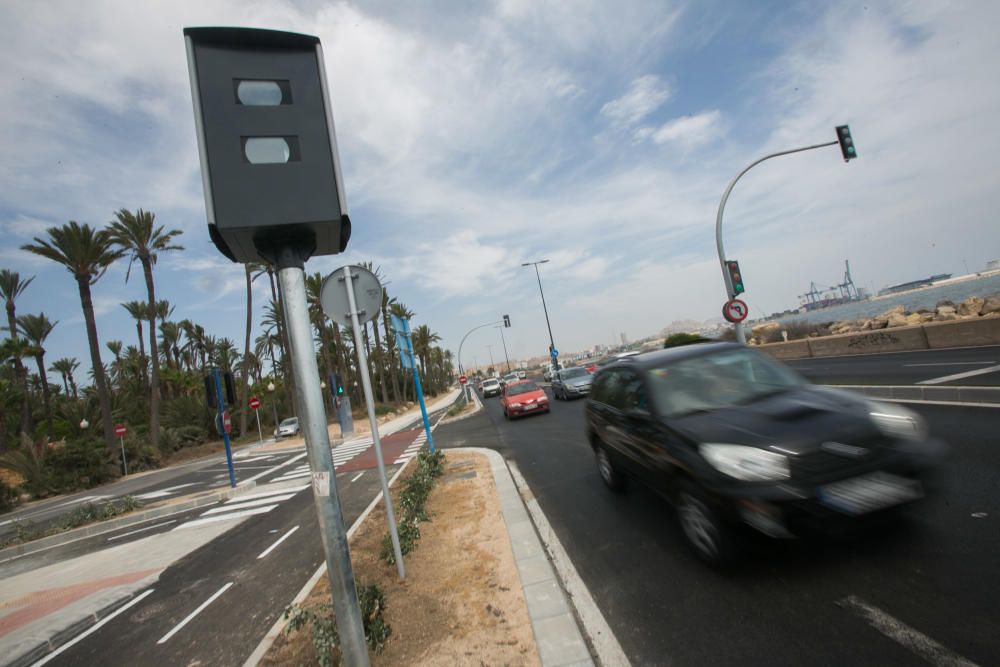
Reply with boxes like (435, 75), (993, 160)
(495, 325), (511, 373)
(522, 259), (558, 369)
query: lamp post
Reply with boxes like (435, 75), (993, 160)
(267, 380), (279, 431)
(521, 259), (558, 369)
(79, 418), (89, 430)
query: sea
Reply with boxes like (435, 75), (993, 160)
(767, 273), (1000, 326)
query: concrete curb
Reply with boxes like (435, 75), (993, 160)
(832, 384), (1000, 407)
(465, 447), (610, 667)
(438, 387), (483, 425)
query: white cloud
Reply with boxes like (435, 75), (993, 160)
(600, 75), (672, 128)
(648, 110), (722, 147)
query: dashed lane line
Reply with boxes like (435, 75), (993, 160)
(257, 525), (299, 560)
(838, 596), (979, 667)
(173, 506), (278, 530)
(916, 363), (1000, 385)
(157, 582), (233, 645)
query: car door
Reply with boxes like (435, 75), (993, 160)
(618, 371), (674, 490)
(594, 369), (645, 474)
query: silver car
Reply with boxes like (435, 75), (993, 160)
(274, 417), (300, 438)
(552, 367), (593, 400)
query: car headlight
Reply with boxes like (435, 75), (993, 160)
(510, 402), (522, 407)
(699, 443), (790, 482)
(868, 401), (927, 441)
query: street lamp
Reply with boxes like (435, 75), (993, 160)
(521, 259), (558, 369)
(79, 418), (89, 429)
(266, 380), (279, 427)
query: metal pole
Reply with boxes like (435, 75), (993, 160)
(341, 266), (406, 579)
(255, 408), (262, 444)
(213, 368), (236, 488)
(497, 326), (511, 373)
(486, 344), (496, 371)
(715, 140), (838, 344)
(277, 257), (370, 667)
(120, 436), (128, 476)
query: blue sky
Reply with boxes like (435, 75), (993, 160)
(1, 0), (999, 380)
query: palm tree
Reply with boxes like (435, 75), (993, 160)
(159, 320), (182, 370)
(381, 290), (401, 403)
(50, 357), (80, 399)
(106, 340), (124, 387)
(359, 262), (390, 405)
(22, 221), (125, 453)
(108, 208), (183, 450)
(239, 263), (265, 435)
(121, 300), (150, 387)
(0, 269), (34, 436)
(16, 313), (57, 439)
(411, 324), (440, 390)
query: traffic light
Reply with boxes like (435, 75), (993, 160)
(223, 372), (236, 405)
(726, 260), (745, 295)
(332, 373), (344, 396)
(836, 125), (857, 162)
(503, 314), (511, 327)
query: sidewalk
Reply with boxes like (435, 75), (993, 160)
(0, 388), (463, 667)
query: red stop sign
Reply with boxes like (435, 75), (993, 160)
(222, 411), (232, 434)
(114, 423), (127, 437)
(249, 396), (261, 410)
(459, 375), (468, 385)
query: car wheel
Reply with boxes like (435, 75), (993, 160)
(595, 446), (625, 492)
(676, 482), (734, 567)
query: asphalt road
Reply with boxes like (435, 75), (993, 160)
(785, 345), (1000, 386)
(435, 385), (999, 666)
(18, 423), (434, 667)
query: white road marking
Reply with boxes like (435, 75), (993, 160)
(916, 363), (1000, 385)
(243, 451), (308, 484)
(174, 506), (277, 529)
(904, 361), (995, 367)
(271, 471), (311, 482)
(135, 483), (200, 500)
(258, 525), (300, 559)
(107, 520), (177, 541)
(157, 582), (234, 644)
(232, 484), (309, 502)
(31, 589), (156, 666)
(350, 472), (364, 482)
(838, 596), (979, 667)
(203, 495), (294, 514)
(52, 495), (109, 509)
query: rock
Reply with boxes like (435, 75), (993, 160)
(982, 296), (1000, 316)
(859, 319), (873, 330)
(957, 296), (985, 317)
(936, 299), (956, 309)
(920, 312), (936, 322)
(935, 312), (959, 322)
(936, 305), (957, 317)
(886, 312), (909, 327)
(870, 317), (889, 329)
(751, 322), (780, 338)
(904, 313), (924, 326)
(877, 304), (906, 319)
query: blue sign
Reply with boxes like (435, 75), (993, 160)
(550, 348), (559, 358)
(391, 314), (415, 368)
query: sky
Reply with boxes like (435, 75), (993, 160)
(1, 0), (999, 381)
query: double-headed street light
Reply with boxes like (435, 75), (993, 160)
(522, 259), (558, 369)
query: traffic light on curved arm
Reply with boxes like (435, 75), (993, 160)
(836, 125), (857, 161)
(503, 314), (511, 327)
(726, 260), (745, 296)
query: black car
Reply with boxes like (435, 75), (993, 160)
(585, 342), (946, 566)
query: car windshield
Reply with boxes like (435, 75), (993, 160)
(280, 418), (297, 427)
(483, 379), (499, 386)
(506, 382), (540, 396)
(646, 348), (804, 418)
(560, 368), (589, 380)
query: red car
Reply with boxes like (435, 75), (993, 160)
(501, 380), (550, 419)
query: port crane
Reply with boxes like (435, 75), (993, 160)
(799, 260), (861, 309)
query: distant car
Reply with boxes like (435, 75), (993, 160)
(585, 342), (946, 566)
(501, 381), (550, 419)
(551, 366), (593, 400)
(517, 370), (527, 379)
(503, 373), (520, 386)
(481, 378), (502, 398)
(274, 417), (300, 439)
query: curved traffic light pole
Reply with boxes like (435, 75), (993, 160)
(716, 139), (839, 344)
(457, 320), (504, 380)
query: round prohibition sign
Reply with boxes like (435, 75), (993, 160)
(723, 298), (749, 323)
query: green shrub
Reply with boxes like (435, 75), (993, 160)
(61, 496), (140, 530)
(663, 332), (710, 348)
(379, 449), (447, 565)
(45, 438), (114, 493)
(0, 478), (19, 512)
(284, 582), (391, 666)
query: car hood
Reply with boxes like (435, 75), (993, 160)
(667, 385), (879, 454)
(508, 390), (547, 403)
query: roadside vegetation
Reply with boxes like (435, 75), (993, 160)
(0, 209), (455, 508)
(1, 495), (140, 549)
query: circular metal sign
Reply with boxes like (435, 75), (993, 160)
(723, 298), (749, 323)
(459, 375), (468, 385)
(114, 423), (127, 437)
(320, 265), (383, 327)
(249, 396), (261, 410)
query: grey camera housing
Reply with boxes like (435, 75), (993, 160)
(184, 27), (351, 263)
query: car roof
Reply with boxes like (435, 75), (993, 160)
(593, 341), (738, 374)
(482, 378), (499, 384)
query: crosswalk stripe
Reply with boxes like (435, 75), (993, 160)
(203, 495), (293, 514)
(175, 505), (277, 529)
(228, 485), (309, 502)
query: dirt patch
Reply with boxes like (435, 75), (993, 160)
(262, 451), (539, 666)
